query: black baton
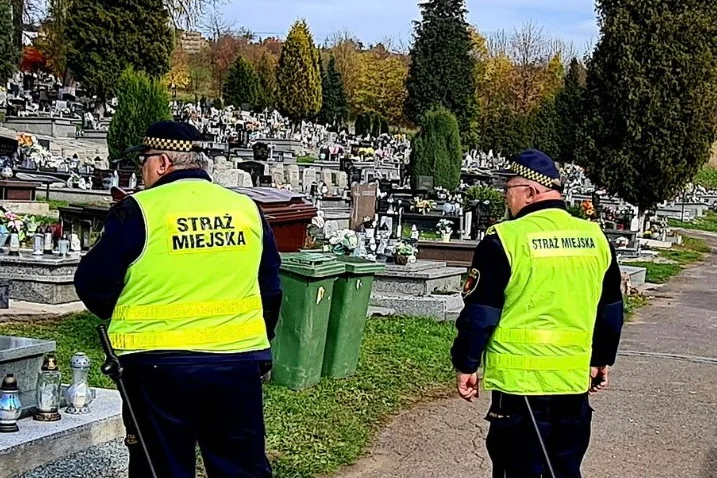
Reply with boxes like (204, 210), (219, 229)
(97, 324), (159, 478)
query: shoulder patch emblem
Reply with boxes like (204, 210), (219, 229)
(462, 268), (480, 298)
(485, 225), (496, 236)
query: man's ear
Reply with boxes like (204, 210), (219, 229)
(159, 153), (172, 173)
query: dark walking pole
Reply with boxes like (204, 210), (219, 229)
(97, 324), (159, 478)
(524, 396), (556, 478)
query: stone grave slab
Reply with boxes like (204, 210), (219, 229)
(0, 254), (81, 305)
(0, 388), (123, 477)
(0, 336), (56, 416)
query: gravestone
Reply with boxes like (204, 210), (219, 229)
(286, 164), (301, 190)
(336, 171), (348, 190)
(271, 166), (285, 186)
(303, 168), (317, 193)
(322, 169), (334, 188)
(350, 183), (378, 229)
(213, 155), (231, 170)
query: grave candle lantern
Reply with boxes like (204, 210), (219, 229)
(43, 227), (54, 255)
(64, 352), (95, 415)
(35, 353), (62, 421)
(8, 233), (20, 256)
(32, 232), (44, 255)
(0, 374), (22, 433)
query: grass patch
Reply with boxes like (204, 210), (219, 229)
(694, 166), (717, 189)
(624, 235), (708, 284)
(0, 315), (456, 478)
(626, 262), (683, 284)
(625, 293), (649, 319)
(669, 211), (717, 233)
(297, 155), (316, 164)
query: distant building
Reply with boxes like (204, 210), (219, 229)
(179, 31), (208, 55)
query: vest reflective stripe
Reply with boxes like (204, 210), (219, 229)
(486, 352), (592, 371)
(109, 316), (267, 351)
(109, 179), (269, 355)
(484, 208), (611, 395)
(112, 296), (262, 321)
(491, 328), (591, 347)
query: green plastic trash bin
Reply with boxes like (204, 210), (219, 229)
(322, 256), (385, 379)
(271, 252), (346, 390)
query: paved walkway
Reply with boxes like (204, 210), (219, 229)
(336, 230), (717, 478)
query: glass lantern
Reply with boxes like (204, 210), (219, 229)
(35, 354), (62, 421)
(64, 352), (95, 415)
(33, 232), (44, 256)
(0, 374), (22, 433)
(8, 233), (20, 256)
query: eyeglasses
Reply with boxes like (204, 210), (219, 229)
(503, 184), (531, 194)
(140, 154), (161, 165)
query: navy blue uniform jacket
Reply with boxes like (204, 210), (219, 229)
(451, 200), (625, 375)
(74, 169), (283, 365)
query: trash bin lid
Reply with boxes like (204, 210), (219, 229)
(336, 255), (386, 274)
(280, 252), (346, 278)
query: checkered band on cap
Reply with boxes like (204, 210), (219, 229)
(509, 162), (556, 188)
(143, 137), (195, 152)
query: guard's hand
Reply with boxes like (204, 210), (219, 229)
(456, 372), (479, 402)
(590, 366), (609, 395)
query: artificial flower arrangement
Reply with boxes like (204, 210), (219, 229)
(0, 209), (55, 245)
(436, 219), (454, 236)
(392, 240), (418, 265)
(412, 198), (437, 214)
(327, 229), (359, 256)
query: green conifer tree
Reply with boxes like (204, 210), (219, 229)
(107, 68), (172, 161)
(579, 0), (717, 211)
(65, 0), (172, 101)
(410, 107), (463, 189)
(277, 19), (322, 123)
(0, 0), (20, 85)
(405, 0), (477, 146)
(223, 57), (260, 110)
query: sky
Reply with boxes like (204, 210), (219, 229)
(219, 0), (598, 52)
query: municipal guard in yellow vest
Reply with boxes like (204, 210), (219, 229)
(451, 150), (624, 478)
(74, 121), (282, 477)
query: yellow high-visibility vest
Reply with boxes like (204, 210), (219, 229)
(109, 179), (269, 355)
(484, 208), (611, 395)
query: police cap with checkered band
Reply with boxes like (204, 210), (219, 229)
(122, 121), (204, 157)
(497, 149), (563, 192)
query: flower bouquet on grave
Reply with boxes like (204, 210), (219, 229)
(412, 198), (436, 215)
(436, 219), (454, 243)
(327, 229), (358, 256)
(392, 240), (418, 265)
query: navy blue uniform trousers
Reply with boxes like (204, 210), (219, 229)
(486, 391), (592, 478)
(121, 360), (272, 478)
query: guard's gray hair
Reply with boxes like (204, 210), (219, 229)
(165, 151), (211, 172)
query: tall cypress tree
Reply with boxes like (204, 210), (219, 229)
(410, 107), (463, 189)
(318, 56), (348, 126)
(277, 19), (322, 123)
(255, 52), (277, 112)
(579, 0), (717, 211)
(107, 68), (172, 160)
(554, 58), (586, 164)
(405, 0), (477, 146)
(0, 0), (20, 85)
(65, 0), (172, 101)
(223, 57), (260, 109)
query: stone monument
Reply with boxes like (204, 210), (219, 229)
(287, 165), (301, 190)
(303, 168), (317, 193)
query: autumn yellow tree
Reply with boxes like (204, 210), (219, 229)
(164, 46), (191, 91)
(352, 46), (408, 126)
